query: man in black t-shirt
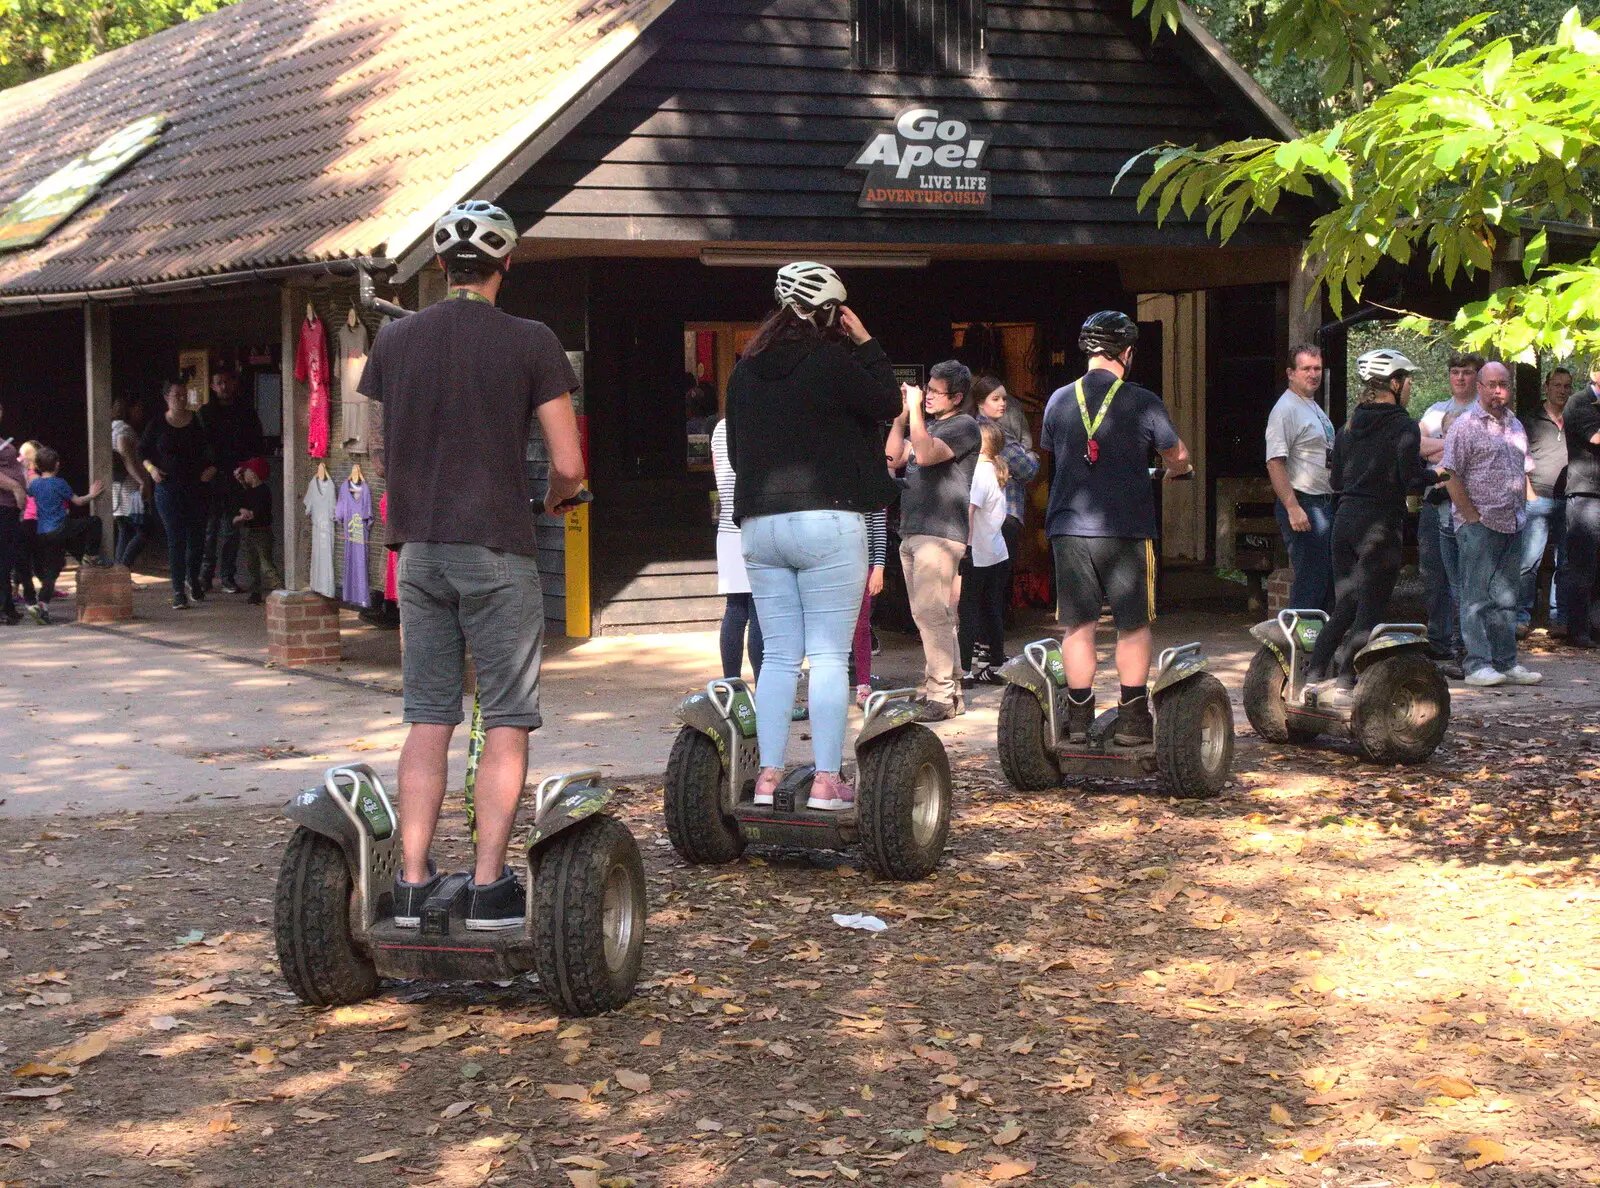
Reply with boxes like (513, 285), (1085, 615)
(886, 359), (981, 721)
(358, 201), (585, 932)
(1038, 311), (1192, 745)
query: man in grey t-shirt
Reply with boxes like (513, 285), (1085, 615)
(1264, 344), (1334, 612)
(886, 359), (980, 721)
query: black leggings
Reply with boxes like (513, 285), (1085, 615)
(1564, 495), (1600, 640)
(720, 593), (764, 683)
(958, 555), (1012, 668)
(1308, 500), (1404, 682)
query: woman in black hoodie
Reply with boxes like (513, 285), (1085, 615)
(1306, 350), (1447, 690)
(725, 262), (901, 811)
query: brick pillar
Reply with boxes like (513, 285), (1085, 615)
(1266, 566), (1295, 615)
(75, 564), (134, 623)
(267, 590), (341, 667)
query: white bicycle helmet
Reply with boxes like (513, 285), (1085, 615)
(432, 201), (518, 269)
(1356, 348), (1419, 381)
(774, 261), (847, 326)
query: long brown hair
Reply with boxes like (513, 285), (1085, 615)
(979, 421), (1010, 488)
(742, 305), (846, 359)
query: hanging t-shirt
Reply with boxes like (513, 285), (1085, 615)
(303, 475), (337, 599)
(336, 479), (372, 606)
(338, 320), (370, 453)
(1039, 369), (1179, 540)
(359, 296), (576, 556)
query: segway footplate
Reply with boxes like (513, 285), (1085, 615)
(733, 767), (858, 850)
(369, 871), (536, 981)
(1054, 707), (1158, 775)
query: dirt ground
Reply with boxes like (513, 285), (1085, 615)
(4, 678), (1600, 1188)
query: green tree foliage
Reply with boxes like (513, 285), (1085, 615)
(1148, 0), (1579, 129)
(1121, 9), (1600, 359)
(0, 0), (235, 89)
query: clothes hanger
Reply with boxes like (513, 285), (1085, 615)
(348, 462), (364, 486)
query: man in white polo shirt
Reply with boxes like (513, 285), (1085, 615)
(1265, 344), (1335, 611)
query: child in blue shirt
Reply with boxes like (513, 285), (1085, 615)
(27, 445), (106, 609)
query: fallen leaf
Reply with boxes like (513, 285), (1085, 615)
(148, 1016), (179, 1031)
(1415, 1074), (1476, 1099)
(1408, 1159), (1438, 1179)
(208, 1112), (238, 1134)
(11, 1062), (72, 1078)
(1463, 1137), (1506, 1170)
(490, 1017), (558, 1040)
(1308, 973), (1337, 993)
(242, 1047), (276, 1066)
(53, 1030), (111, 1066)
(1270, 1103), (1295, 1126)
(355, 1148), (403, 1164)
(1301, 1141), (1334, 1163)
(4, 1086), (71, 1098)
(984, 1159), (1036, 1181)
(556, 1155), (609, 1170)
(639, 1030), (662, 1047)
(1299, 1067), (1340, 1093)
(928, 1138), (969, 1154)
(0, 1135), (30, 1150)
(1105, 1130), (1150, 1149)
(615, 1069), (651, 1094)
(544, 1083), (592, 1102)
(1205, 967), (1237, 996)
(566, 1172), (601, 1188)
(441, 1101), (474, 1119)
(293, 1108), (335, 1123)
(787, 1171), (833, 1181)
(926, 1094), (957, 1125)
(394, 1023), (470, 1053)
(993, 1121), (1022, 1146)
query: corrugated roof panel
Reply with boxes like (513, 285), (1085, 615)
(0, 0), (673, 294)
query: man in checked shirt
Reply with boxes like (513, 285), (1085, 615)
(1441, 361), (1544, 687)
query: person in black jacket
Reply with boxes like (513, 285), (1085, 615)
(1561, 385), (1600, 647)
(1305, 351), (1446, 691)
(725, 262), (900, 812)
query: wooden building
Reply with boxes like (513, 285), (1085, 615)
(0, 0), (1316, 636)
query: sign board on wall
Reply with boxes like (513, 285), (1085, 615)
(849, 107), (991, 213)
(0, 114), (168, 251)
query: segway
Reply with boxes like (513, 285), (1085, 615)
(664, 680), (951, 879)
(996, 639), (1233, 798)
(274, 761), (646, 1015)
(1243, 609), (1449, 764)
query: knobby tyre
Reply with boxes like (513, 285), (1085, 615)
(857, 724), (952, 880)
(532, 815), (646, 1016)
(1242, 646), (1319, 745)
(273, 828), (378, 1007)
(663, 727), (745, 864)
(1154, 673), (1234, 799)
(1351, 651), (1450, 765)
(997, 684), (1061, 791)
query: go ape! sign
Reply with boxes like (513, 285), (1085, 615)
(850, 107), (991, 213)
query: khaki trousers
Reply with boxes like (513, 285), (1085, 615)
(900, 533), (965, 703)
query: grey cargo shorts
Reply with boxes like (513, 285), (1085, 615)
(396, 542), (544, 730)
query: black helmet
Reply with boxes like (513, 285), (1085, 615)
(1079, 310), (1139, 358)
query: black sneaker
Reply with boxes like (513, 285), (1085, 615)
(1066, 694), (1095, 743)
(32, 603), (51, 625)
(1439, 659), (1465, 679)
(1567, 634), (1598, 650)
(221, 581), (241, 595)
(1113, 694), (1153, 746)
(465, 868), (526, 931)
(392, 866), (444, 929)
(247, 592), (263, 605)
(870, 630), (881, 656)
(188, 583), (206, 603)
(972, 665), (1007, 686)
(171, 591), (190, 611)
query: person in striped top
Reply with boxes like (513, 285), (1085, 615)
(711, 417), (763, 683)
(852, 508), (888, 705)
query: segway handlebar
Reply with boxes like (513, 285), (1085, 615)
(532, 769), (603, 820)
(1148, 467), (1195, 481)
(552, 488), (594, 513)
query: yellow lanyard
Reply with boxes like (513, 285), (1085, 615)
(1075, 376), (1123, 463)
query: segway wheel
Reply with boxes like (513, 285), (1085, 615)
(273, 828), (378, 1007)
(997, 684), (1061, 791)
(1350, 651), (1450, 765)
(663, 727), (745, 864)
(857, 723), (951, 880)
(532, 814), (646, 1016)
(1154, 673), (1234, 799)
(1242, 647), (1319, 745)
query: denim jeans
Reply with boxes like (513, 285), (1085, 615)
(1517, 495), (1563, 626)
(1273, 492), (1334, 612)
(1457, 521), (1521, 673)
(1417, 500), (1463, 655)
(114, 514), (148, 569)
(153, 481), (207, 596)
(200, 477), (241, 588)
(742, 510), (867, 774)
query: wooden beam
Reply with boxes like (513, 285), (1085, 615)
(280, 284), (301, 591)
(83, 302), (113, 527)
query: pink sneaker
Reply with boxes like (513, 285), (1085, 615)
(855, 683), (872, 707)
(752, 767), (782, 806)
(806, 771), (855, 812)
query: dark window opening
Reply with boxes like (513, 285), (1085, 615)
(855, 0), (986, 75)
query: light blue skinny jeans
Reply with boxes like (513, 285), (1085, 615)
(741, 510), (868, 774)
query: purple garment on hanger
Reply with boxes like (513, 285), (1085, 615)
(336, 478), (373, 607)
